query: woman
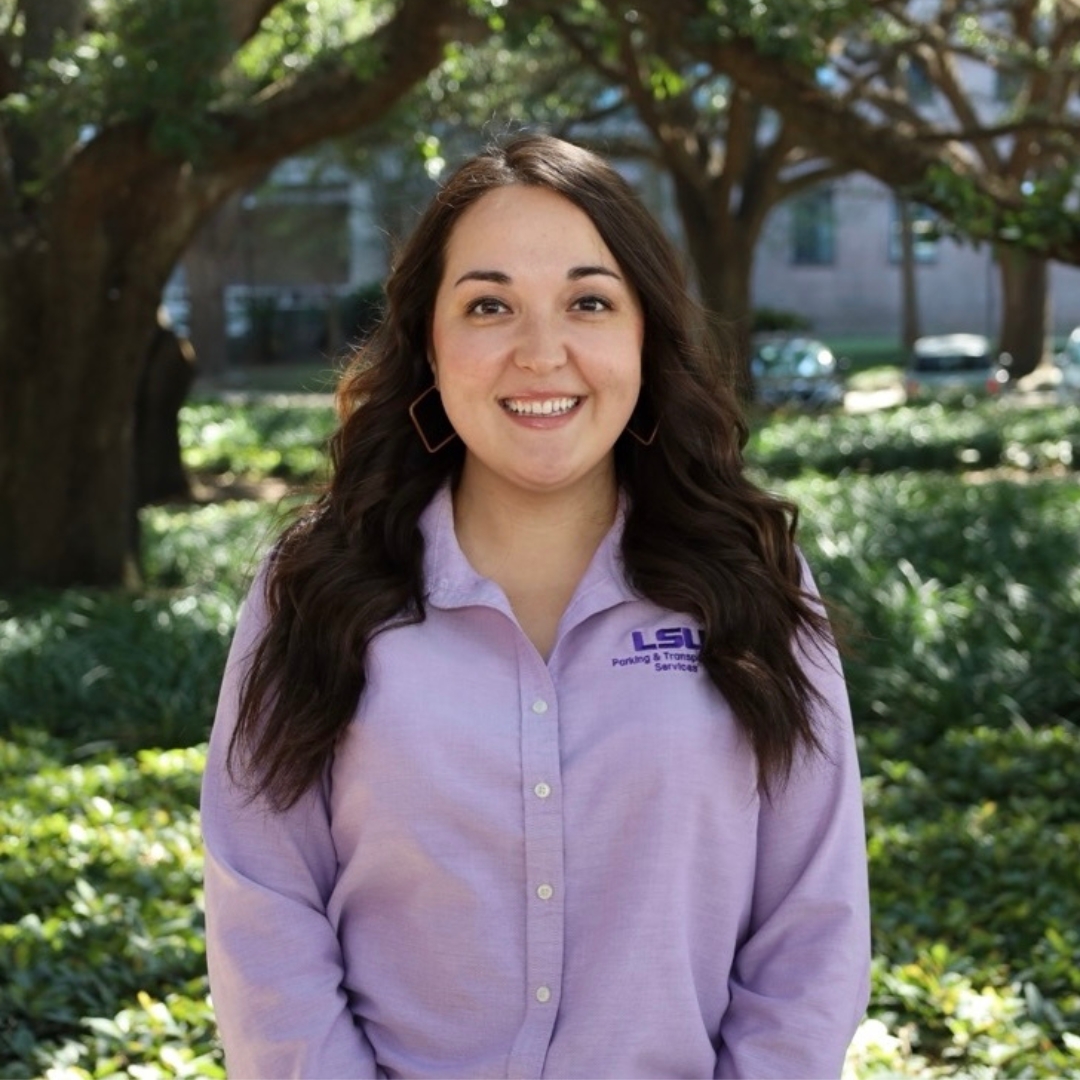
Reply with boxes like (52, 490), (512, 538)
(201, 134), (871, 1079)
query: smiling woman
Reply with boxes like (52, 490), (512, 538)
(200, 134), (871, 1080)
(430, 185), (644, 509)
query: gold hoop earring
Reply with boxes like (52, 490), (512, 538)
(408, 385), (458, 454)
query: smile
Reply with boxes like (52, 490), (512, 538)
(500, 397), (581, 417)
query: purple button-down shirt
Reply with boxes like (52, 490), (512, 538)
(201, 485), (871, 1079)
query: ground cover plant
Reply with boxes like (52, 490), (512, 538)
(2, 397), (1079, 1077)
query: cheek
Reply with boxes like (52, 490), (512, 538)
(594, 346), (643, 400)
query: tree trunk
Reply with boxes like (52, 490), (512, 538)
(897, 198), (921, 352)
(134, 322), (197, 507)
(997, 247), (1049, 381)
(0, 255), (160, 588)
(182, 194), (243, 379)
(0, 146), (223, 590)
(1, 0), (471, 590)
(669, 172), (757, 393)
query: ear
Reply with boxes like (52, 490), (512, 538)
(427, 351), (439, 389)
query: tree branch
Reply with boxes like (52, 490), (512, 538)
(775, 160), (850, 203)
(210, 0), (478, 178)
(222, 0), (279, 48)
(688, 36), (1080, 263)
(545, 8), (624, 85)
(22, 0), (87, 66)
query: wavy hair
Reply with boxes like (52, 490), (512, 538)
(229, 133), (830, 811)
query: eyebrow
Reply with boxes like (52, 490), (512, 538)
(453, 265), (623, 287)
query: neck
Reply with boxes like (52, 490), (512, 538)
(452, 461), (618, 583)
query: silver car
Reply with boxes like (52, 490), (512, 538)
(904, 333), (1009, 404)
(750, 336), (847, 411)
(1055, 327), (1080, 401)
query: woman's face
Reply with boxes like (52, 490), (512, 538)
(430, 184), (644, 501)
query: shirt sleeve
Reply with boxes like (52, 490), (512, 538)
(715, 565), (872, 1080)
(200, 565), (381, 1080)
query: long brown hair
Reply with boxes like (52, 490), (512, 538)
(229, 133), (830, 811)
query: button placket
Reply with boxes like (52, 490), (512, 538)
(509, 652), (566, 1078)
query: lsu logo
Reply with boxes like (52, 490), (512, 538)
(631, 627), (703, 652)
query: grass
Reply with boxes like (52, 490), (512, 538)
(829, 334), (906, 373)
(189, 359), (344, 398)
(3, 396), (1079, 1078)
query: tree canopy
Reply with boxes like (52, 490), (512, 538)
(0, 0), (478, 589)
(650, 0), (1080, 262)
(3, 0), (1080, 587)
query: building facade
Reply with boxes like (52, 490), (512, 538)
(752, 172), (1080, 342)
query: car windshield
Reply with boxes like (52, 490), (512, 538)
(755, 340), (833, 377)
(912, 352), (990, 373)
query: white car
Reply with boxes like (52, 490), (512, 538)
(904, 333), (1010, 405)
(1055, 327), (1080, 401)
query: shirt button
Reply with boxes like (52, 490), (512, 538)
(536, 884), (554, 901)
(533, 782), (551, 799)
(535, 985), (552, 1003)
(531, 699), (548, 715)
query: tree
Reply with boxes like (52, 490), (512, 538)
(0, 0), (479, 589)
(539, 4), (848, 373)
(821, 0), (1080, 373)
(385, 5), (850, 381)
(642, 0), (1080, 377)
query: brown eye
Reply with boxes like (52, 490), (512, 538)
(572, 295), (613, 313)
(467, 297), (510, 316)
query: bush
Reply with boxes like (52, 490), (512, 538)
(3, 401), (1080, 1077)
(752, 306), (814, 333)
(748, 401), (1080, 478)
(0, 734), (220, 1079)
(788, 472), (1080, 1077)
(179, 401), (335, 482)
(0, 503), (282, 753)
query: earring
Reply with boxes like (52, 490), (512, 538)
(625, 411), (659, 447)
(408, 385), (458, 454)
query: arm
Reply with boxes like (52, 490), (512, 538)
(201, 568), (380, 1079)
(715, 576), (872, 1079)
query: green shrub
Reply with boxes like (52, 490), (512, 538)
(752, 306), (813, 333)
(140, 500), (290, 596)
(179, 400), (335, 481)
(4, 403), (1080, 1077)
(0, 735), (219, 1078)
(749, 401), (1080, 478)
(787, 472), (1080, 1076)
(0, 503), (285, 752)
(0, 590), (234, 752)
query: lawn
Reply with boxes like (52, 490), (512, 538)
(2, 396), (1079, 1078)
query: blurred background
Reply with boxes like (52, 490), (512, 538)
(2, 2), (1080, 1077)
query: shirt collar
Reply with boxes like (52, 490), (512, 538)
(419, 482), (639, 621)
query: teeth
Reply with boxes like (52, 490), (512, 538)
(502, 397), (580, 416)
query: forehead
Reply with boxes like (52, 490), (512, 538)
(442, 185), (617, 272)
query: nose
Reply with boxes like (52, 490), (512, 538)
(513, 312), (568, 374)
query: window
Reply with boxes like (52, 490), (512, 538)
(889, 199), (940, 264)
(995, 66), (1025, 105)
(904, 56), (934, 105)
(791, 188), (836, 266)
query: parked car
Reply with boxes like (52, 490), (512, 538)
(1055, 326), (1080, 401)
(904, 333), (1010, 404)
(750, 335), (847, 410)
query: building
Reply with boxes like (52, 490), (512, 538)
(753, 173), (1080, 341)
